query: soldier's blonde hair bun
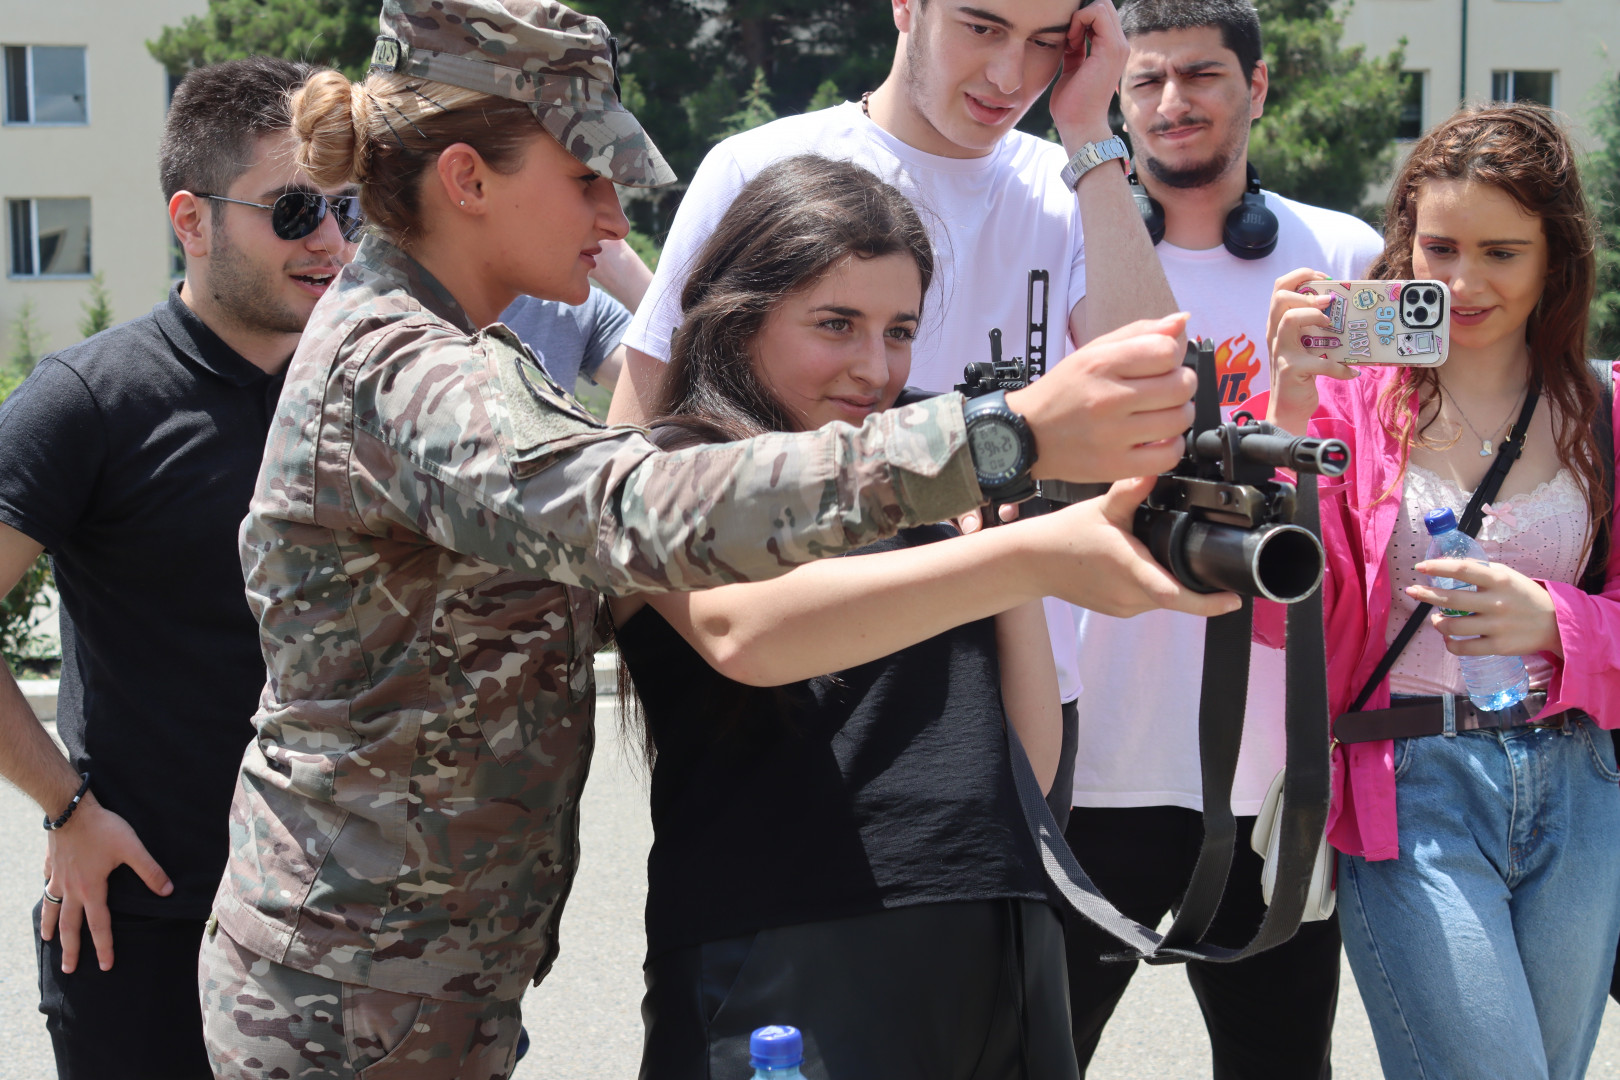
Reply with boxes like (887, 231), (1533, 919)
(287, 70), (542, 246)
(290, 69), (370, 189)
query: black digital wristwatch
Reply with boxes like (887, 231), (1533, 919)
(961, 389), (1037, 503)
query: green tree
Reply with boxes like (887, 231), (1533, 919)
(148, 0), (378, 79)
(150, 1), (901, 234)
(5, 300), (46, 379)
(0, 368), (55, 675)
(1249, 0), (1406, 216)
(79, 271), (115, 340)
(1589, 71), (1620, 361)
(719, 68), (777, 140)
(808, 78), (844, 113)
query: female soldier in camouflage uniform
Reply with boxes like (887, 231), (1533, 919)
(195, 2), (1229, 1076)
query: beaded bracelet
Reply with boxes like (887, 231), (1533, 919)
(43, 773), (91, 832)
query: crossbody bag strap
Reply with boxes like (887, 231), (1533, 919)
(1345, 383), (1542, 714)
(1581, 359), (1614, 596)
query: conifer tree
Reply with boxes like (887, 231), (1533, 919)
(79, 272), (115, 340)
(1588, 72), (1620, 361)
(5, 300), (46, 379)
(148, 0), (378, 79)
(1249, 0), (1406, 216)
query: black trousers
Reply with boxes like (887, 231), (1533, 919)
(1062, 806), (1340, 1080)
(641, 899), (1079, 1080)
(34, 902), (212, 1080)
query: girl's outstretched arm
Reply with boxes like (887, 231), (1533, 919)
(609, 481), (1239, 687)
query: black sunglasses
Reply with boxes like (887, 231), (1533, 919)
(195, 191), (364, 242)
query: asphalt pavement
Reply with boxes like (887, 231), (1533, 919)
(3, 690), (1620, 1079)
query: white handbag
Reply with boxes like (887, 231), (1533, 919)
(1250, 769), (1336, 921)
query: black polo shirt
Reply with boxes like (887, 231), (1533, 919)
(0, 288), (282, 919)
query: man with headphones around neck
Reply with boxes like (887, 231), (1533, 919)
(1059, 2), (1381, 1076)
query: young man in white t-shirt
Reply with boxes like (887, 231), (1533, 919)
(612, 0), (1181, 819)
(1061, 2), (1384, 1076)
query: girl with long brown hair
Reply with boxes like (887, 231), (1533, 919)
(607, 155), (1206, 1080)
(1264, 103), (1620, 1078)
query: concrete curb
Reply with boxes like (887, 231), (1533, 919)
(19, 678), (56, 722)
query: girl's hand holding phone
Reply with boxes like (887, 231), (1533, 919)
(1266, 268), (1360, 435)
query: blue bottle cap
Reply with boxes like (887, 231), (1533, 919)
(1423, 507), (1458, 535)
(750, 1026), (803, 1070)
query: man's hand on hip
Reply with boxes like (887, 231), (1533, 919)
(41, 791), (172, 973)
(1008, 312), (1196, 483)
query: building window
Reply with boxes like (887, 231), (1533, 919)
(8, 198), (92, 278)
(1398, 71), (1426, 140)
(3, 45), (88, 125)
(1491, 70), (1555, 108)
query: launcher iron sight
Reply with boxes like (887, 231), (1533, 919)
(957, 269), (1050, 396)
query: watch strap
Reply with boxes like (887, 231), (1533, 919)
(1060, 135), (1129, 190)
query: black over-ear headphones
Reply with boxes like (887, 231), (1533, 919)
(1129, 162), (1280, 260)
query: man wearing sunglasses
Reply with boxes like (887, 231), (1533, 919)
(0, 56), (358, 1079)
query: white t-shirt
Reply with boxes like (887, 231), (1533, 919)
(625, 101), (1089, 700)
(1069, 191), (1384, 814)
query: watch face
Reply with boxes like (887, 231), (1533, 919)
(969, 419), (1023, 483)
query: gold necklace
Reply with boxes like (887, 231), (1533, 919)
(1444, 384), (1527, 457)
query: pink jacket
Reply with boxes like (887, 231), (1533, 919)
(1253, 364), (1620, 861)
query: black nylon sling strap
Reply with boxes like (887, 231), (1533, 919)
(1007, 472), (1331, 965)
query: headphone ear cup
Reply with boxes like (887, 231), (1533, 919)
(1133, 185), (1166, 245)
(1223, 190), (1279, 260)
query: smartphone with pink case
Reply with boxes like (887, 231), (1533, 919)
(1296, 279), (1450, 367)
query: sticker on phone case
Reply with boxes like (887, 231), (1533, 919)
(1397, 331), (1437, 357)
(1352, 288), (1379, 311)
(1301, 335), (1342, 348)
(1322, 294), (1347, 333)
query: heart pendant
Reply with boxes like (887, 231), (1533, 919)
(1481, 440), (1492, 457)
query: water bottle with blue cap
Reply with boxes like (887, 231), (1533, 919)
(1422, 507), (1530, 711)
(750, 1025), (807, 1079)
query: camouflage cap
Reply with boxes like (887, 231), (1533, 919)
(370, 0), (675, 188)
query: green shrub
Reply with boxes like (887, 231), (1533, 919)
(0, 367), (56, 675)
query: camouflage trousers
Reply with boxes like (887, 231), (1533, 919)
(199, 921), (522, 1079)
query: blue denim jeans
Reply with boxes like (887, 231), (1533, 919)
(1338, 717), (1620, 1080)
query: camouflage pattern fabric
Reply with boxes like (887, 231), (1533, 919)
(213, 234), (980, 1003)
(371, 0), (675, 187)
(200, 922), (521, 1079)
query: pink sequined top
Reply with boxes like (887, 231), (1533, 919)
(1386, 463), (1591, 696)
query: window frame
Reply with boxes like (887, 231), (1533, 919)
(3, 44), (90, 127)
(1397, 70), (1427, 141)
(7, 197), (94, 280)
(1491, 69), (1557, 109)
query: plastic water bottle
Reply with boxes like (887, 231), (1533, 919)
(1422, 507), (1530, 711)
(750, 1025), (807, 1080)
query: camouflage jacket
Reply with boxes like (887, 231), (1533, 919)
(214, 236), (980, 1001)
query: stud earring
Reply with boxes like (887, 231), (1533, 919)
(460, 200), (466, 207)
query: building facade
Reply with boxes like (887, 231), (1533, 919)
(2, 0), (205, 361)
(1341, 0), (1619, 150)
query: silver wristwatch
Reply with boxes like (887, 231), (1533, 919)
(1059, 136), (1129, 190)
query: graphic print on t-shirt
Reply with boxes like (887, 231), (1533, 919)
(1198, 331), (1262, 414)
